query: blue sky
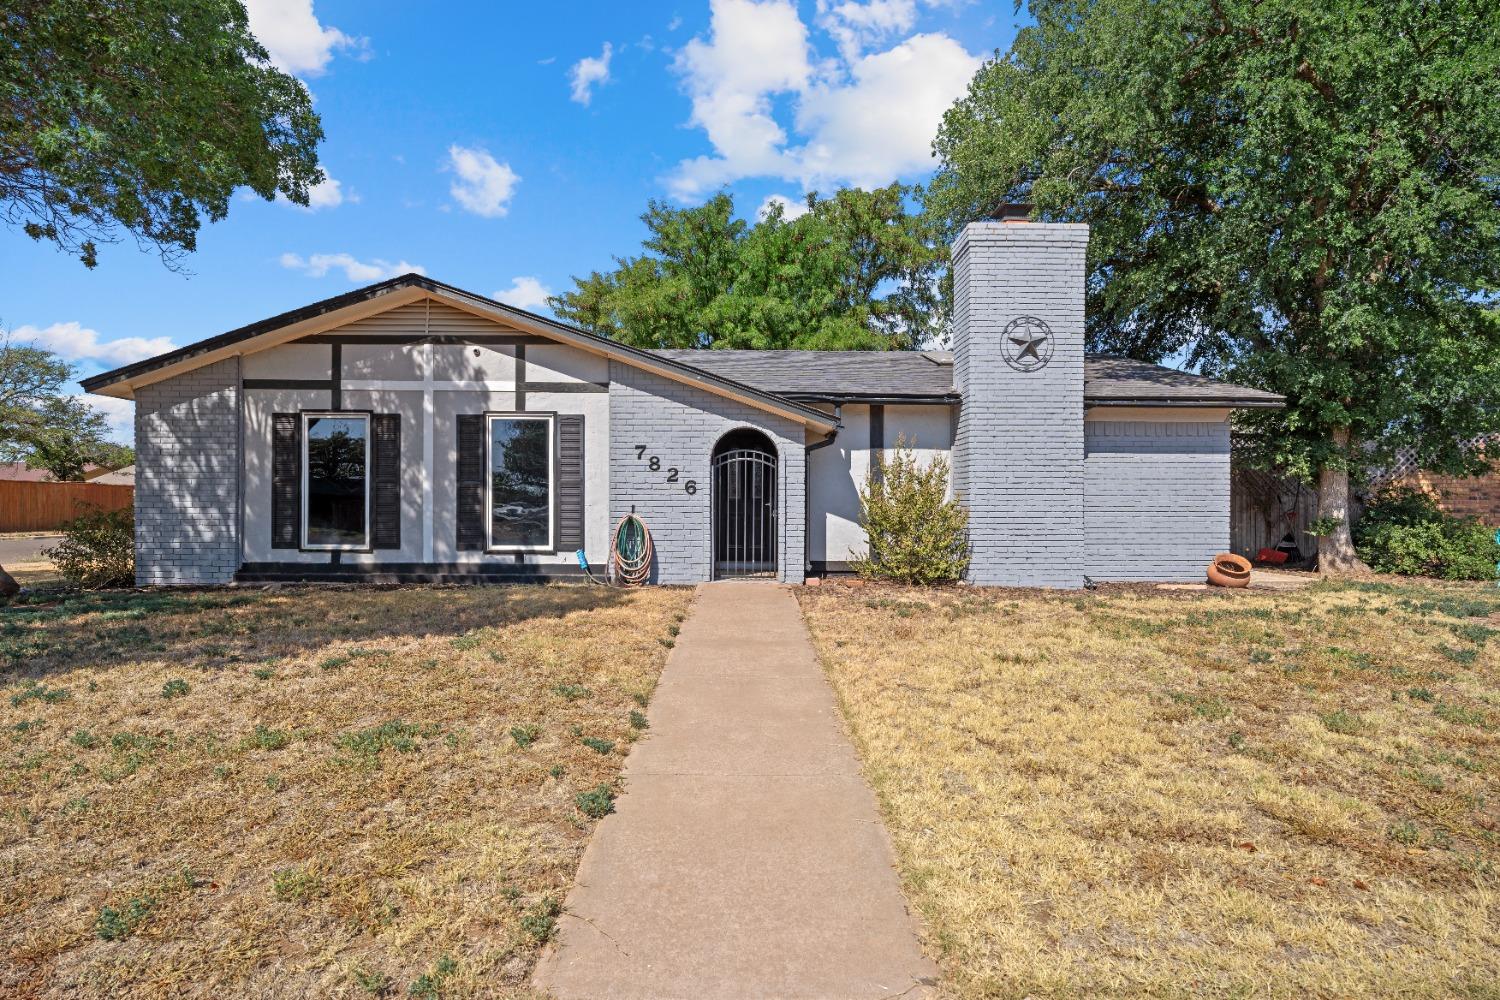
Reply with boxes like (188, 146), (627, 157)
(4, 0), (1022, 442)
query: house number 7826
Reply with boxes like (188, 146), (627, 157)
(635, 445), (697, 495)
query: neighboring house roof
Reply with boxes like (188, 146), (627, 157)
(79, 273), (1281, 421)
(0, 462), (55, 482)
(79, 274), (837, 432)
(0, 462), (105, 482)
(90, 465), (135, 486)
(653, 349), (1285, 408)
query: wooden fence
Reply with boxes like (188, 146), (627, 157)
(0, 481), (134, 532)
(1229, 467), (1319, 562)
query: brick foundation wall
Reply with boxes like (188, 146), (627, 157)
(134, 359), (241, 585)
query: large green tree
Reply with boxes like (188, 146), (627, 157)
(551, 185), (946, 350)
(1, 0), (325, 267)
(0, 333), (119, 479)
(927, 0), (1500, 572)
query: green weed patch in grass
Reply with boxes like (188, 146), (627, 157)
(95, 896), (155, 941)
(10, 681), (71, 707)
(244, 725), (291, 751)
(1439, 644), (1479, 665)
(335, 720), (431, 765)
(510, 725), (540, 748)
(575, 784), (615, 818)
(161, 679), (190, 700)
(1434, 702), (1490, 730)
(520, 897), (562, 943)
(1320, 710), (1367, 736)
(407, 956), (457, 999)
(581, 736), (615, 755)
(271, 866), (323, 903)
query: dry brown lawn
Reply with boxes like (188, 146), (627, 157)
(1, 583), (693, 998)
(799, 579), (1500, 999)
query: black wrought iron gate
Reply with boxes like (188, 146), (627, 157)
(711, 448), (777, 579)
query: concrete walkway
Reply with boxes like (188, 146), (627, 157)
(533, 582), (936, 1000)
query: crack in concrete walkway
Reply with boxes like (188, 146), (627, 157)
(533, 582), (936, 1000)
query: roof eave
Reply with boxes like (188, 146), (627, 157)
(1085, 396), (1285, 408)
(781, 393), (960, 405)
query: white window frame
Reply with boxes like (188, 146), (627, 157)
(301, 411), (371, 551)
(485, 412), (555, 553)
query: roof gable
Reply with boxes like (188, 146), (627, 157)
(80, 275), (837, 431)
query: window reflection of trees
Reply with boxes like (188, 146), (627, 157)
(308, 427), (365, 486)
(307, 418), (367, 546)
(490, 418), (549, 547)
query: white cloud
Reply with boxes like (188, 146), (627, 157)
(665, 0), (981, 198)
(794, 33), (982, 189)
(493, 276), (554, 312)
(243, 0), (365, 77)
(305, 174), (347, 209)
(15, 322), (175, 366)
(276, 172), (349, 211)
(816, 0), (918, 61)
(446, 145), (520, 218)
(279, 252), (425, 282)
(668, 0), (812, 198)
(758, 193), (811, 221)
(80, 394), (136, 443)
(569, 43), (614, 106)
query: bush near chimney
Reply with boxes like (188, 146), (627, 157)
(855, 438), (970, 585)
(1354, 488), (1500, 581)
(46, 505), (134, 589)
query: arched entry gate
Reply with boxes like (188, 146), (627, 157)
(711, 431), (778, 579)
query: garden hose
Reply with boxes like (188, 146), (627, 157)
(610, 513), (654, 586)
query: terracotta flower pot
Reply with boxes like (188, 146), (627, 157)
(1206, 553), (1252, 588)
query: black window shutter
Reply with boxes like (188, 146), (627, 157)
(372, 414), (401, 550)
(557, 415), (585, 552)
(271, 414), (301, 549)
(456, 414), (486, 551)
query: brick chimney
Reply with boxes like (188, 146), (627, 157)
(950, 216), (1089, 586)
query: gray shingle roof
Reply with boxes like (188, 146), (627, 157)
(649, 349), (1284, 407)
(650, 350), (956, 400)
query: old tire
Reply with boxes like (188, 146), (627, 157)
(1206, 553), (1252, 588)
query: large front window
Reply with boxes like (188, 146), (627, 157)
(303, 413), (369, 549)
(488, 414), (552, 550)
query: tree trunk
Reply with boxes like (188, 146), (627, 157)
(0, 563), (18, 599)
(1316, 427), (1370, 575)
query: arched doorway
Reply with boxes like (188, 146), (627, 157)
(711, 429), (778, 579)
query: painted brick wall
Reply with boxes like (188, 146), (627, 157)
(134, 358), (241, 585)
(608, 362), (806, 583)
(952, 222), (1089, 587)
(1085, 419), (1231, 581)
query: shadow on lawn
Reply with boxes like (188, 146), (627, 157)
(0, 583), (634, 683)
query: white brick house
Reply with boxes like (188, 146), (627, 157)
(83, 219), (1281, 588)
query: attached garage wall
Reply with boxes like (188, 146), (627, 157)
(1084, 413), (1231, 582)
